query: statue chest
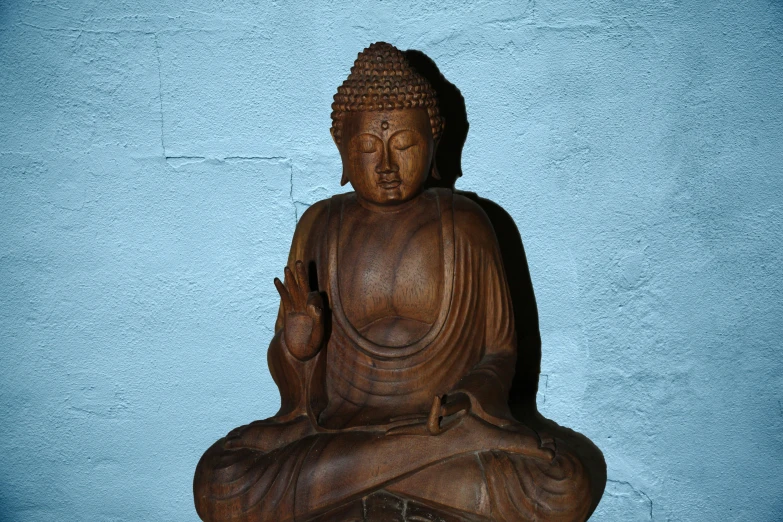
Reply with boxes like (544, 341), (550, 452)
(336, 201), (443, 347)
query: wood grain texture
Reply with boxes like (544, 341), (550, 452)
(194, 42), (600, 521)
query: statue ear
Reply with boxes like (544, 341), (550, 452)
(430, 163), (441, 180)
(331, 127), (350, 186)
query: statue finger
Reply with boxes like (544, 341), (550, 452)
(284, 266), (303, 310)
(223, 425), (245, 449)
(274, 277), (293, 316)
(305, 292), (323, 318)
(440, 393), (471, 417)
(295, 260), (310, 295)
(538, 432), (557, 454)
(307, 303), (323, 321)
(440, 401), (464, 418)
(536, 446), (556, 462)
(427, 396), (442, 435)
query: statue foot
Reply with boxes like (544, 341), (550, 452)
(223, 415), (316, 452)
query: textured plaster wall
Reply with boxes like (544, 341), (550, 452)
(1, 1), (782, 520)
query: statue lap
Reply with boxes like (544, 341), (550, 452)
(194, 429), (592, 521)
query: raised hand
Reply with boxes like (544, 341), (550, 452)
(274, 260), (325, 361)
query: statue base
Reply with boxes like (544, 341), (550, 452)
(310, 490), (489, 522)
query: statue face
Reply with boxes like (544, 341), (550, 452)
(338, 109), (434, 206)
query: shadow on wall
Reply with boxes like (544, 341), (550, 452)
(405, 49), (608, 516)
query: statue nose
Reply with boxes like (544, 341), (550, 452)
(375, 146), (399, 175)
(375, 165), (399, 175)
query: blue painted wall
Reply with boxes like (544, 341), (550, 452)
(1, 1), (781, 520)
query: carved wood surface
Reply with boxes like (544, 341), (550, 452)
(193, 42), (603, 522)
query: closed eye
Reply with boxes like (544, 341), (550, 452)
(359, 140), (378, 153)
(390, 129), (421, 151)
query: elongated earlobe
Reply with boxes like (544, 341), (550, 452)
(430, 162), (441, 180)
(332, 127), (350, 186)
(430, 141), (441, 180)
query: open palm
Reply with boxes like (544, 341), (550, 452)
(274, 260), (325, 361)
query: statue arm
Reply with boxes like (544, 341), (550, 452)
(450, 249), (518, 426)
(273, 201), (327, 332)
(222, 202), (330, 451)
(269, 200), (330, 421)
(447, 199), (517, 426)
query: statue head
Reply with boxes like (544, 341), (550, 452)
(331, 42), (444, 206)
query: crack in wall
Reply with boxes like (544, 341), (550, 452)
(148, 31), (304, 226)
(481, 0), (536, 27)
(225, 155), (287, 162)
(288, 160), (296, 222)
(538, 373), (549, 405)
(286, 160), (310, 223)
(161, 154), (307, 225)
(606, 479), (653, 520)
(163, 155), (288, 168)
(19, 21), (228, 36)
(153, 33), (166, 158)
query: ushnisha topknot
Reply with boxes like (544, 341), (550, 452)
(331, 42), (444, 145)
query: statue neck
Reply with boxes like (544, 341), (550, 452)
(356, 192), (424, 214)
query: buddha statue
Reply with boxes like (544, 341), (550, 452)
(194, 42), (598, 521)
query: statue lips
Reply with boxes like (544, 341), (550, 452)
(377, 176), (402, 190)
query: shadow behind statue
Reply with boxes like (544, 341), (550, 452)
(405, 49), (607, 516)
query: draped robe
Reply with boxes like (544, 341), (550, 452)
(194, 189), (592, 521)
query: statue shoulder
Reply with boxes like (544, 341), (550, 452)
(290, 199), (330, 252)
(451, 193), (498, 248)
(296, 199), (330, 232)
